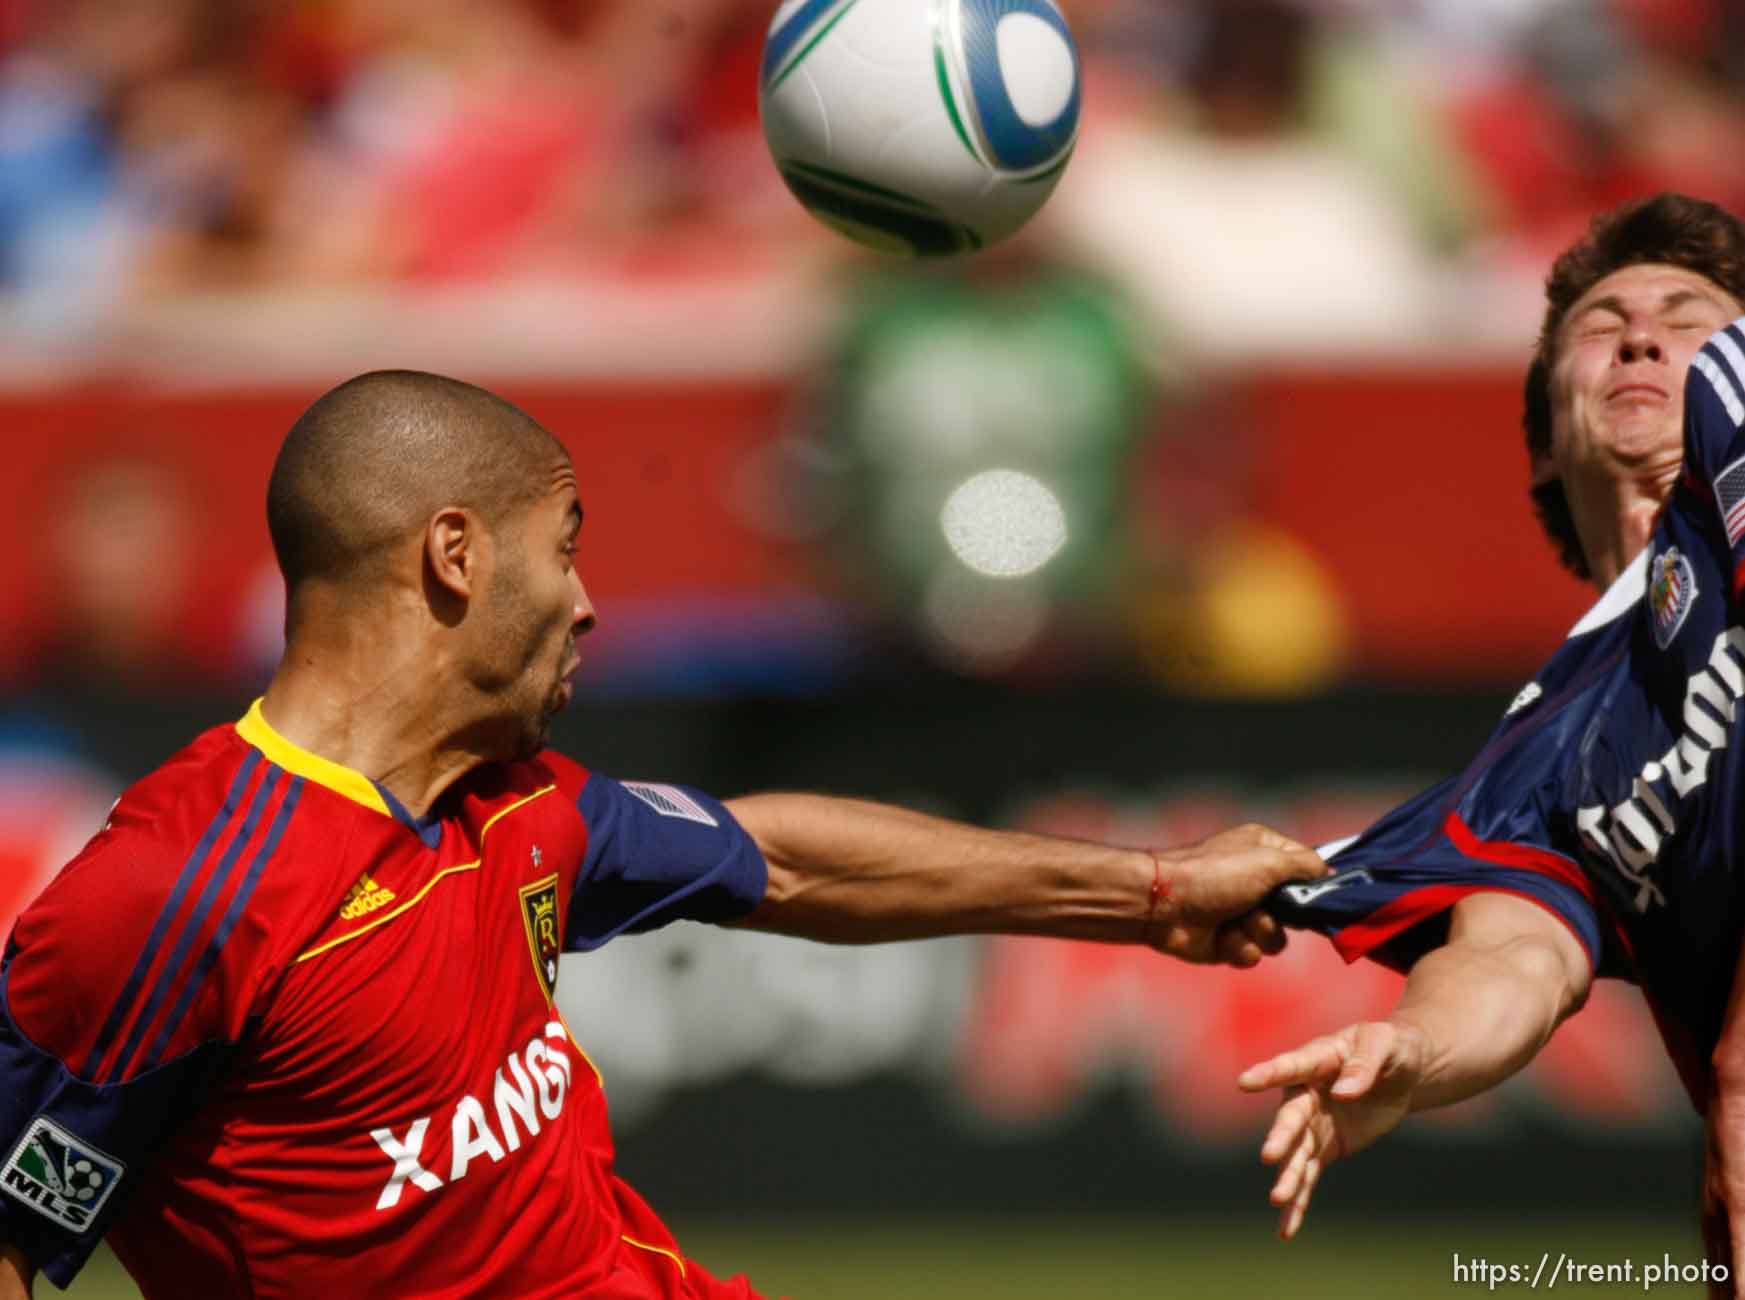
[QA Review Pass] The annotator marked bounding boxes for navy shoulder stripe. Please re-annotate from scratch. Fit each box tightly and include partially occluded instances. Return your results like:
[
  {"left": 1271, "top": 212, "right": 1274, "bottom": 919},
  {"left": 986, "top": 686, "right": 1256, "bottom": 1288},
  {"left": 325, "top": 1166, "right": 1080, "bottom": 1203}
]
[
  {"left": 1693, "top": 322, "right": 1745, "bottom": 428},
  {"left": 137, "top": 776, "right": 303, "bottom": 1075},
  {"left": 81, "top": 751, "right": 262, "bottom": 1079},
  {"left": 83, "top": 759, "right": 303, "bottom": 1083}
]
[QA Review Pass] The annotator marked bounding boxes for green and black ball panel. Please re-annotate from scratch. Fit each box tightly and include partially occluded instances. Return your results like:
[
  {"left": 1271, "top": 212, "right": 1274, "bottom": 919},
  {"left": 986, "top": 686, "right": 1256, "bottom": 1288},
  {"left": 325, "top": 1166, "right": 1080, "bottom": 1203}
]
[{"left": 774, "top": 161, "right": 984, "bottom": 258}]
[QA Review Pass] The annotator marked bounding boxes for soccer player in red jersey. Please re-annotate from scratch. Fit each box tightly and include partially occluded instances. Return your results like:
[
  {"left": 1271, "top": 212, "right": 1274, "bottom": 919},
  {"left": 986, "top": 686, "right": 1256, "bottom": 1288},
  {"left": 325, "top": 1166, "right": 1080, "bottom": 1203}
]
[{"left": 0, "top": 370, "right": 1324, "bottom": 1300}]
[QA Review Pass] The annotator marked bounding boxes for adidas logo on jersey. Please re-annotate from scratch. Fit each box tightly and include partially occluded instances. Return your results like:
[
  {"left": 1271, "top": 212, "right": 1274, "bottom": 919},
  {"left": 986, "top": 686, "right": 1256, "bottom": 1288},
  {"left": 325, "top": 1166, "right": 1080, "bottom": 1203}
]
[{"left": 339, "top": 874, "right": 396, "bottom": 921}]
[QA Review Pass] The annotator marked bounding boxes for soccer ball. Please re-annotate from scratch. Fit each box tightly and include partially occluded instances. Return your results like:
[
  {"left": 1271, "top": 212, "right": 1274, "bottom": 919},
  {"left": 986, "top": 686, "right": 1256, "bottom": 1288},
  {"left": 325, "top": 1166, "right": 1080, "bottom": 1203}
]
[
  {"left": 66, "top": 1159, "right": 104, "bottom": 1202},
  {"left": 759, "top": 0, "right": 1081, "bottom": 256}
]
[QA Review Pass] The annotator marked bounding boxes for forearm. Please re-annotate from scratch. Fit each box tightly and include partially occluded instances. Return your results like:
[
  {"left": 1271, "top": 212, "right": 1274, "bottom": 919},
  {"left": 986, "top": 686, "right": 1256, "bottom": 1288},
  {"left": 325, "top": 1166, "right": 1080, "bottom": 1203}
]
[
  {"left": 1389, "top": 930, "right": 1586, "bottom": 1113},
  {"left": 0, "top": 1244, "right": 32, "bottom": 1300},
  {"left": 726, "top": 793, "right": 1154, "bottom": 944}
]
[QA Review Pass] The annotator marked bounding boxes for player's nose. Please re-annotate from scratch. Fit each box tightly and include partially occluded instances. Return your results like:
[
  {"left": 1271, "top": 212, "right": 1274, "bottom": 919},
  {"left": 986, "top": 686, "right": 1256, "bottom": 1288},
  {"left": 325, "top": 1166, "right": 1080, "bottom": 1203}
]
[
  {"left": 573, "top": 579, "right": 597, "bottom": 637},
  {"left": 1617, "top": 319, "right": 1665, "bottom": 364}
]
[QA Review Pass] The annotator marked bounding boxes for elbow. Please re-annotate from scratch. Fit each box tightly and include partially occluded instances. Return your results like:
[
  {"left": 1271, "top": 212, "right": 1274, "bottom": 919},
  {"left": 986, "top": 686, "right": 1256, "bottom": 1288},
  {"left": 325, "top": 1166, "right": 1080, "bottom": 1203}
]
[{"left": 1496, "top": 932, "right": 1591, "bottom": 1023}]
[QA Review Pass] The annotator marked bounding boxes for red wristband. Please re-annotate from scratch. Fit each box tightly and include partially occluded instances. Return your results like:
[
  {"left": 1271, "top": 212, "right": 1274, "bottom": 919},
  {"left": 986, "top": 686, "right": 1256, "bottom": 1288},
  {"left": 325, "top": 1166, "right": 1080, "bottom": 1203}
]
[{"left": 1144, "top": 848, "right": 1171, "bottom": 939}]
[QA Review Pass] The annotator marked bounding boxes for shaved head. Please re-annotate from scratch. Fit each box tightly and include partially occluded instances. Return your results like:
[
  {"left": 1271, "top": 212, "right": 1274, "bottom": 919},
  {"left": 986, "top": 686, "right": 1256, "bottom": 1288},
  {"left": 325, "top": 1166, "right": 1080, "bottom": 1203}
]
[{"left": 268, "top": 370, "right": 563, "bottom": 602}]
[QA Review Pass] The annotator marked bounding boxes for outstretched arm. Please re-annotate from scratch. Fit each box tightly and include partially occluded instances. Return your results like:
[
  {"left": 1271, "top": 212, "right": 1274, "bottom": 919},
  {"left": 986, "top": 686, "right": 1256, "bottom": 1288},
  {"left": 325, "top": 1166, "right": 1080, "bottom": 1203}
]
[
  {"left": 1, "top": 1245, "right": 32, "bottom": 1300},
  {"left": 724, "top": 794, "right": 1326, "bottom": 966},
  {"left": 1238, "top": 892, "right": 1592, "bottom": 1236}
]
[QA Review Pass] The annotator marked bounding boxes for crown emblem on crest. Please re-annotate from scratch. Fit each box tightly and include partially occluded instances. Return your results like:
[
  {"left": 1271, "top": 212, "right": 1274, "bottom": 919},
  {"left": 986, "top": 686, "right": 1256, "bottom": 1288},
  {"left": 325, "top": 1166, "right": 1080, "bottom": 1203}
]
[{"left": 518, "top": 874, "right": 561, "bottom": 1001}]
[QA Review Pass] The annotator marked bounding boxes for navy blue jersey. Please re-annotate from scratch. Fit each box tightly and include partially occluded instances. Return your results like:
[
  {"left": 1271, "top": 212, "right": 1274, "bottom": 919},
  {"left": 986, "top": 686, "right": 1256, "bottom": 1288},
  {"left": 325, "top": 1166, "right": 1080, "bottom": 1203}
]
[{"left": 1274, "top": 318, "right": 1745, "bottom": 1110}]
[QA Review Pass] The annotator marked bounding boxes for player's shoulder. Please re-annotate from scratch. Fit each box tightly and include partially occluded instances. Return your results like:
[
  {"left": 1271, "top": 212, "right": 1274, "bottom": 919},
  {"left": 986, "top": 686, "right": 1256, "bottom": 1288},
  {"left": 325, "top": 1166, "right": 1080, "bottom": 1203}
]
[
  {"left": 34, "top": 722, "right": 256, "bottom": 912},
  {"left": 1685, "top": 317, "right": 1745, "bottom": 463},
  {"left": 1483, "top": 561, "right": 1639, "bottom": 742},
  {"left": 526, "top": 748, "right": 592, "bottom": 801},
  {"left": 450, "top": 749, "right": 593, "bottom": 835},
  {"left": 5, "top": 722, "right": 289, "bottom": 1075}
]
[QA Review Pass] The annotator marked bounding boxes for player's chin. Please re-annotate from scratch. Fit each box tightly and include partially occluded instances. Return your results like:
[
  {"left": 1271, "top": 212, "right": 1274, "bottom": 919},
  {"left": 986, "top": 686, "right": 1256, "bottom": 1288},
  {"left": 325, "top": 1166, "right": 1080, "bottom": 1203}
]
[{"left": 526, "top": 682, "right": 571, "bottom": 749}]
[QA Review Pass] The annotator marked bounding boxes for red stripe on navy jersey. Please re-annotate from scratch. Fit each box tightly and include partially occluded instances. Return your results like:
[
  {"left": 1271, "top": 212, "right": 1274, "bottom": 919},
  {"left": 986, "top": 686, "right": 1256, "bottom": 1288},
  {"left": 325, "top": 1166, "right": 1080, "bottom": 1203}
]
[
  {"left": 1441, "top": 811, "right": 1594, "bottom": 903},
  {"left": 1332, "top": 881, "right": 1596, "bottom": 976},
  {"left": 1331, "top": 883, "right": 1473, "bottom": 962},
  {"left": 1444, "top": 815, "right": 1621, "bottom": 966}
]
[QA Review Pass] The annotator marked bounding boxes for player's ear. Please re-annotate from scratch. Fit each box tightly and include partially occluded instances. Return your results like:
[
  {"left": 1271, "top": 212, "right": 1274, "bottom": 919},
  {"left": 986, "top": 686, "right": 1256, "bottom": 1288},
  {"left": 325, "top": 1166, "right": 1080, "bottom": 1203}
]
[{"left": 424, "top": 507, "right": 478, "bottom": 606}]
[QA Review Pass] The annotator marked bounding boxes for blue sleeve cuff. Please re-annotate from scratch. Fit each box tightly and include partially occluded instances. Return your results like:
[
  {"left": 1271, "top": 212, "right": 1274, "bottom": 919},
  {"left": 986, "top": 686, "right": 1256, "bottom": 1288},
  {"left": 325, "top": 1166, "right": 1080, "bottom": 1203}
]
[{"left": 567, "top": 775, "right": 768, "bottom": 951}]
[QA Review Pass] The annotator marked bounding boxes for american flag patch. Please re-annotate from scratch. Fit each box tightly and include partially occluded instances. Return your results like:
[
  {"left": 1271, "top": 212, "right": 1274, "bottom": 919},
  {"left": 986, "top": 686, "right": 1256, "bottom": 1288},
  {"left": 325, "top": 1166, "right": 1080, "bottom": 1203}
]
[
  {"left": 622, "top": 782, "right": 718, "bottom": 827},
  {"left": 1718, "top": 453, "right": 1745, "bottom": 547}
]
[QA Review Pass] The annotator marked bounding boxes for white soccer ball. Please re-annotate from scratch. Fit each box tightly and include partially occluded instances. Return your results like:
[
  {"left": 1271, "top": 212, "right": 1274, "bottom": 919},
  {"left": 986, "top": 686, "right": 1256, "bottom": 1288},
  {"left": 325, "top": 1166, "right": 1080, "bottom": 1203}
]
[{"left": 759, "top": 0, "right": 1081, "bottom": 256}]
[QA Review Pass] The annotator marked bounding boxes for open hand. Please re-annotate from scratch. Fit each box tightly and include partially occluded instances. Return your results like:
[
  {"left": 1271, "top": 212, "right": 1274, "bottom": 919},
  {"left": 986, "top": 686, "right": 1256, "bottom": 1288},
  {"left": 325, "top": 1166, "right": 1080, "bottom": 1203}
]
[{"left": 1237, "top": 1020, "right": 1428, "bottom": 1237}]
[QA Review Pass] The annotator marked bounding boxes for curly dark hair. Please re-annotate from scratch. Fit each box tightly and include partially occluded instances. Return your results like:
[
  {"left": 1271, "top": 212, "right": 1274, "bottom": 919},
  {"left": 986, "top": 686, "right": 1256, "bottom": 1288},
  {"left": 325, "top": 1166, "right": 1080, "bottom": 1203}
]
[{"left": 1524, "top": 193, "right": 1745, "bottom": 580}]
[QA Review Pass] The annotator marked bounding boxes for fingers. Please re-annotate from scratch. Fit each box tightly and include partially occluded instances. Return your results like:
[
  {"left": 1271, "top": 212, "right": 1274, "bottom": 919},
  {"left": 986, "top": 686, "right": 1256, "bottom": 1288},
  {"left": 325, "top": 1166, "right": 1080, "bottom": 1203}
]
[
  {"left": 1214, "top": 927, "right": 1263, "bottom": 968},
  {"left": 1211, "top": 912, "right": 1287, "bottom": 968},
  {"left": 1244, "top": 909, "right": 1287, "bottom": 955},
  {"left": 1259, "top": 1087, "right": 1318, "bottom": 1165},
  {"left": 1210, "top": 822, "right": 1311, "bottom": 853},
  {"left": 1238, "top": 1035, "right": 1347, "bottom": 1093},
  {"left": 1203, "top": 842, "right": 1328, "bottom": 898},
  {"left": 1270, "top": 846, "right": 1330, "bottom": 886},
  {"left": 1280, "top": 1155, "right": 1324, "bottom": 1240},
  {"left": 1259, "top": 1088, "right": 1330, "bottom": 1240},
  {"left": 1331, "top": 1021, "right": 1404, "bottom": 1100}
]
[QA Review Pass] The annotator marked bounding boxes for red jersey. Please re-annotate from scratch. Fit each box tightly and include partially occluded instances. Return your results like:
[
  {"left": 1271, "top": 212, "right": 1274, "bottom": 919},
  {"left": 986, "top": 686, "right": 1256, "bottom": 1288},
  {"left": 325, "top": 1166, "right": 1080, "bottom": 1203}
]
[{"left": 0, "top": 702, "right": 769, "bottom": 1298}]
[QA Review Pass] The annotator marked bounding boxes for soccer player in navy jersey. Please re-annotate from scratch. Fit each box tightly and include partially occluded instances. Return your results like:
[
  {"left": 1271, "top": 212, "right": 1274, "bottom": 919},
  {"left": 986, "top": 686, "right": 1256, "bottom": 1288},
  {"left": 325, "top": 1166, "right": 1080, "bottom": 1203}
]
[
  {"left": 0, "top": 369, "right": 1326, "bottom": 1300},
  {"left": 1239, "top": 194, "right": 1745, "bottom": 1286}
]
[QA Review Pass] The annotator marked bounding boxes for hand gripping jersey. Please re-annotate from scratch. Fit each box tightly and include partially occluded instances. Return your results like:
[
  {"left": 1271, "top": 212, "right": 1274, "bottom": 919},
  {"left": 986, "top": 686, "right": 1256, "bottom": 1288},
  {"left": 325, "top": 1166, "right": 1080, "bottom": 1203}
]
[
  {"left": 0, "top": 702, "right": 769, "bottom": 1298},
  {"left": 1274, "top": 317, "right": 1745, "bottom": 1112}
]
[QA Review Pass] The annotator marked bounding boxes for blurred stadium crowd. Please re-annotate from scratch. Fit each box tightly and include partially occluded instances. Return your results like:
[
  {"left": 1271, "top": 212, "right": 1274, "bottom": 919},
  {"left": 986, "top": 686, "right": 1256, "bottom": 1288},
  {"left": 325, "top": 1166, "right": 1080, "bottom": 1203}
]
[
  {"left": 0, "top": 0, "right": 1739, "bottom": 677},
  {"left": 0, "top": 0, "right": 1741, "bottom": 351},
  {"left": 5, "top": 0, "right": 1739, "bottom": 700}
]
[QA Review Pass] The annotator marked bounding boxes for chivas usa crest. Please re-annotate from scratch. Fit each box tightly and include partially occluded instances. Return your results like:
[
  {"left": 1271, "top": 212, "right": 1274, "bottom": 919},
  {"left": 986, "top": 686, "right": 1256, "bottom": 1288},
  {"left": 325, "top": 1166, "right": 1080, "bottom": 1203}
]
[
  {"left": 519, "top": 872, "right": 561, "bottom": 1000},
  {"left": 1650, "top": 546, "right": 1696, "bottom": 650}
]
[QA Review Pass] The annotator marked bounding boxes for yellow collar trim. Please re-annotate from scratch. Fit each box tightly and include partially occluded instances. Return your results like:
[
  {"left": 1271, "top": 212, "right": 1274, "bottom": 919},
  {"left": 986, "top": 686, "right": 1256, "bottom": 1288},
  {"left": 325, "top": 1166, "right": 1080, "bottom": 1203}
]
[{"left": 236, "top": 699, "right": 392, "bottom": 818}]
